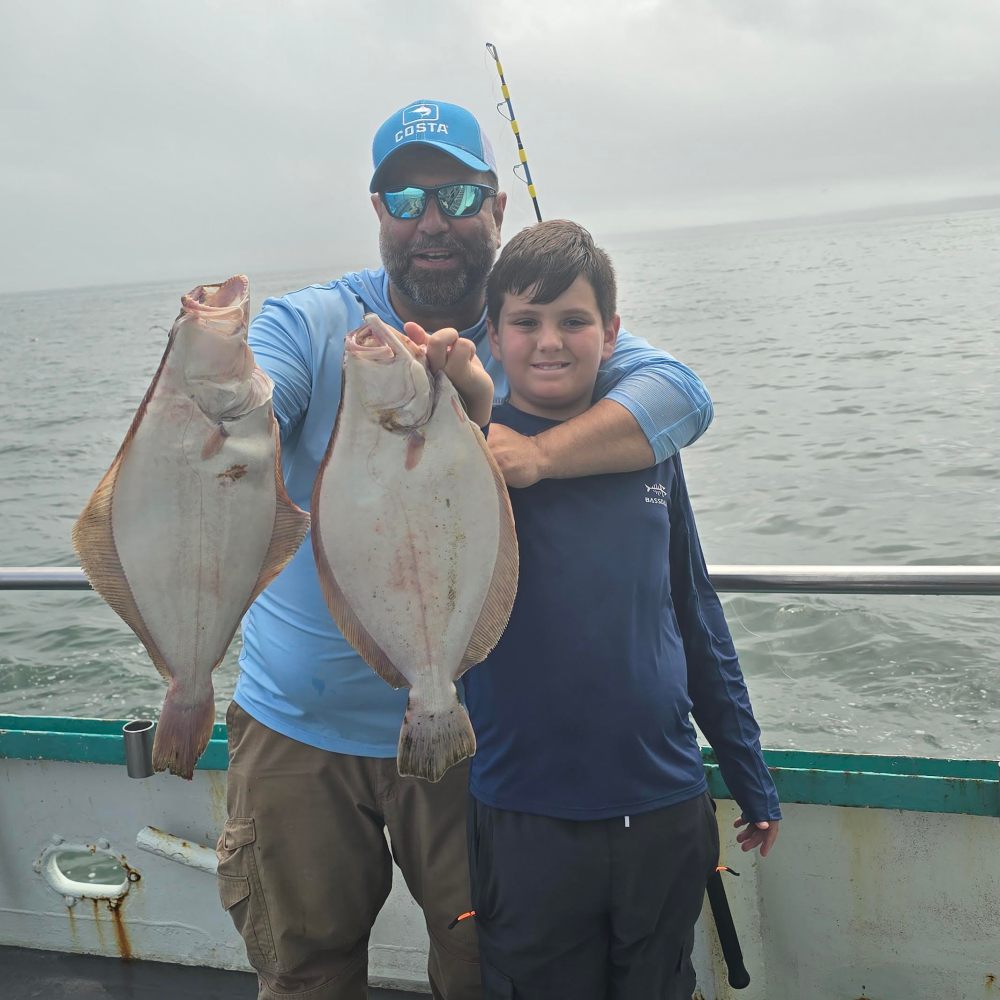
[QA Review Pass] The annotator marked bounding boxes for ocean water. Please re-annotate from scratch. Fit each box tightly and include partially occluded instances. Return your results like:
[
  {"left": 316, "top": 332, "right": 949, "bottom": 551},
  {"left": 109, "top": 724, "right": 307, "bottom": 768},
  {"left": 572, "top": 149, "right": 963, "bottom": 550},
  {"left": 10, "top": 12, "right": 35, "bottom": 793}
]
[{"left": 1, "top": 205, "right": 998, "bottom": 759}]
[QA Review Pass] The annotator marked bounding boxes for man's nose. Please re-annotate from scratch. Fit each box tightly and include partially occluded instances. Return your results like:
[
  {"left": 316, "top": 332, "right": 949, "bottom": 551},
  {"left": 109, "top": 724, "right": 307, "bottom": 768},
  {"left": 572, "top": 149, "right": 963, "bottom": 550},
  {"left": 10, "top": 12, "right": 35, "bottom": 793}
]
[{"left": 416, "top": 197, "right": 450, "bottom": 236}]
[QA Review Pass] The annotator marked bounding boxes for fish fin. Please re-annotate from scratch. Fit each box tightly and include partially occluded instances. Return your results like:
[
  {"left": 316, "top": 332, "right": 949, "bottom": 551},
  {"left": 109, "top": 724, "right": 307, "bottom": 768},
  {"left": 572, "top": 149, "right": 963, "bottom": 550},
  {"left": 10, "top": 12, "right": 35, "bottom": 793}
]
[
  {"left": 201, "top": 422, "right": 229, "bottom": 460},
  {"left": 457, "top": 426, "right": 519, "bottom": 675},
  {"left": 397, "top": 691, "right": 476, "bottom": 782},
  {"left": 405, "top": 429, "right": 426, "bottom": 470},
  {"left": 311, "top": 409, "right": 410, "bottom": 689},
  {"left": 151, "top": 682, "right": 216, "bottom": 780},
  {"left": 71, "top": 456, "right": 174, "bottom": 684},
  {"left": 246, "top": 420, "right": 311, "bottom": 605}
]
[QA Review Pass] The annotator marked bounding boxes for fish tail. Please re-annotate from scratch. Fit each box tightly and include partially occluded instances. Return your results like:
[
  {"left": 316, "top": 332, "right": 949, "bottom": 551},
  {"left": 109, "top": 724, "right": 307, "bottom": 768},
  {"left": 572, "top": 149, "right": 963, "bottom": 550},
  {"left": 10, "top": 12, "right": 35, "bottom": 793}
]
[
  {"left": 152, "top": 683, "right": 216, "bottom": 781},
  {"left": 397, "top": 692, "right": 476, "bottom": 783}
]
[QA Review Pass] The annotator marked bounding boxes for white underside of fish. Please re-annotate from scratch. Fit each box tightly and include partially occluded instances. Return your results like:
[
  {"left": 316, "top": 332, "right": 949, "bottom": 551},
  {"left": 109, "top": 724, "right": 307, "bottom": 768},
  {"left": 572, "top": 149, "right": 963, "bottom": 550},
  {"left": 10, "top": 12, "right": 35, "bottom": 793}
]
[
  {"left": 73, "top": 277, "right": 310, "bottom": 778},
  {"left": 313, "top": 332, "right": 518, "bottom": 782}
]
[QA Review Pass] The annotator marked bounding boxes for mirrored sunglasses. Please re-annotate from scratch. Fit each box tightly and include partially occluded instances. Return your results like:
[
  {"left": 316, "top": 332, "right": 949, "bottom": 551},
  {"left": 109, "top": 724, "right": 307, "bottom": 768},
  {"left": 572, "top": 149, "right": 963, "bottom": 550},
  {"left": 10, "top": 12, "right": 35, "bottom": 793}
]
[{"left": 380, "top": 183, "right": 496, "bottom": 220}]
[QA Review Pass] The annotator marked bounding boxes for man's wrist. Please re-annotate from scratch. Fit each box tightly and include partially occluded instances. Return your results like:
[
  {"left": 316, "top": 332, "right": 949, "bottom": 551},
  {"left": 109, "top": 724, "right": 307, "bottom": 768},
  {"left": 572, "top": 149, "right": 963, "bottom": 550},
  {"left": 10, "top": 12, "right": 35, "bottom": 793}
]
[
  {"left": 531, "top": 429, "right": 553, "bottom": 480},
  {"left": 463, "top": 390, "right": 493, "bottom": 428},
  {"left": 470, "top": 380, "right": 494, "bottom": 424}
]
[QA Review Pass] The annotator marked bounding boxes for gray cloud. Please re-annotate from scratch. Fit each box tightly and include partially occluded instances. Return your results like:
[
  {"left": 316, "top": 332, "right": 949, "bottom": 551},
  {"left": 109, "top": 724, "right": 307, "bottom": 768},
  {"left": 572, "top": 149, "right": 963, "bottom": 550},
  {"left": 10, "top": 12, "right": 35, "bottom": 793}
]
[{"left": 2, "top": 0, "right": 998, "bottom": 292}]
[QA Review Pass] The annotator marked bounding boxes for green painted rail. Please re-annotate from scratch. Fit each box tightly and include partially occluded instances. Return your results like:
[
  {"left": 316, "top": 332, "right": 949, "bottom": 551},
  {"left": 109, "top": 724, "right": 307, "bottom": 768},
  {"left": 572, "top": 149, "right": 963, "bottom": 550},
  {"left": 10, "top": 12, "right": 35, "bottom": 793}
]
[{"left": 2, "top": 714, "right": 997, "bottom": 817}]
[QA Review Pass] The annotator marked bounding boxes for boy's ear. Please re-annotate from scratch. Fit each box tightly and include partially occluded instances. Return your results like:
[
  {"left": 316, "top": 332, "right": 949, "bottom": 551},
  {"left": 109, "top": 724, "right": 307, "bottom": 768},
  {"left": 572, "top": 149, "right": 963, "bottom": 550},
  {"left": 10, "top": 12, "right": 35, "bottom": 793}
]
[
  {"left": 602, "top": 314, "right": 621, "bottom": 361},
  {"left": 486, "top": 318, "right": 503, "bottom": 361}
]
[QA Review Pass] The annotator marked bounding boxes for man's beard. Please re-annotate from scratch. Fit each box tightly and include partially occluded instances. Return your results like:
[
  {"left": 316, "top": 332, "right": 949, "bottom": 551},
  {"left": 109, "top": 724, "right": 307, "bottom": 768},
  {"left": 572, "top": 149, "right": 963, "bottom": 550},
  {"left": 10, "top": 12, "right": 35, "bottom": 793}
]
[{"left": 380, "top": 232, "right": 496, "bottom": 309}]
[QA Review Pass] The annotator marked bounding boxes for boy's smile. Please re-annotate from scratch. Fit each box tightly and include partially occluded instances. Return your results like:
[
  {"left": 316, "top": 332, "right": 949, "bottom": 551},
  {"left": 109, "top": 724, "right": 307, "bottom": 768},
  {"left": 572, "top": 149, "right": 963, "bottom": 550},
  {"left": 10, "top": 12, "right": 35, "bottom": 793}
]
[{"left": 489, "top": 275, "right": 620, "bottom": 421}]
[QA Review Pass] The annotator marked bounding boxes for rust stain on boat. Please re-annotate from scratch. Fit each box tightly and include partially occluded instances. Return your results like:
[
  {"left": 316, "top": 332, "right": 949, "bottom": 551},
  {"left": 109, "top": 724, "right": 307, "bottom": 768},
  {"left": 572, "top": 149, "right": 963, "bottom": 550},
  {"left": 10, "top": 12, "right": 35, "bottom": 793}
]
[
  {"left": 67, "top": 856, "right": 141, "bottom": 961},
  {"left": 89, "top": 898, "right": 107, "bottom": 952},
  {"left": 122, "top": 857, "right": 142, "bottom": 885},
  {"left": 107, "top": 896, "right": 133, "bottom": 960},
  {"left": 89, "top": 893, "right": 135, "bottom": 961}
]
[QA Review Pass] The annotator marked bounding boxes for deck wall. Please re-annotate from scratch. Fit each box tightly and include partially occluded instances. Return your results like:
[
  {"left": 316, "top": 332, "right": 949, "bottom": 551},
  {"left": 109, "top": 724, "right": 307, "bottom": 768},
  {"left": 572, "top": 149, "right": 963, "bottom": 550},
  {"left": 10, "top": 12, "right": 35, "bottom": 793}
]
[{"left": 1, "top": 725, "right": 998, "bottom": 997}]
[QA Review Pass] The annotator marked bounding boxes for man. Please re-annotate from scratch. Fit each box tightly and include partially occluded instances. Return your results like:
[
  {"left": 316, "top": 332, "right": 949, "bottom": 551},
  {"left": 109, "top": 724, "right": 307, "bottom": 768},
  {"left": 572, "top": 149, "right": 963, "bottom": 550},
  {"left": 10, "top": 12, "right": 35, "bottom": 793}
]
[{"left": 216, "top": 99, "right": 715, "bottom": 1000}]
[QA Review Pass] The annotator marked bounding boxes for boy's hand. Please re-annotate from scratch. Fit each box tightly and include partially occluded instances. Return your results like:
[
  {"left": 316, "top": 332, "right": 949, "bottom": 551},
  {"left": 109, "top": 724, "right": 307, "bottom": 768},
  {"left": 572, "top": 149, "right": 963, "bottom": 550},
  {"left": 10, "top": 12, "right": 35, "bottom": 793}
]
[
  {"left": 734, "top": 816, "right": 780, "bottom": 857},
  {"left": 404, "top": 323, "right": 493, "bottom": 427},
  {"left": 486, "top": 423, "right": 548, "bottom": 488}
]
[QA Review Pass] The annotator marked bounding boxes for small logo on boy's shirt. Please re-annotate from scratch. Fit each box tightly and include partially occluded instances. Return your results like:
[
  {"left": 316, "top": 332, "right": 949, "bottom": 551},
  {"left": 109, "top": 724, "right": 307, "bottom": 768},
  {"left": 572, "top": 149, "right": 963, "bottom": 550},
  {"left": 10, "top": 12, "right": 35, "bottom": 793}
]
[{"left": 644, "top": 483, "right": 668, "bottom": 507}]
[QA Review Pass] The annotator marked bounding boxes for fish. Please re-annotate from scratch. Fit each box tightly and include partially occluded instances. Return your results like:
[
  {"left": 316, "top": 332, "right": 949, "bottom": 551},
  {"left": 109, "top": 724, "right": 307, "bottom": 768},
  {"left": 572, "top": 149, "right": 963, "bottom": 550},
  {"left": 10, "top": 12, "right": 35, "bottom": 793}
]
[
  {"left": 72, "top": 275, "right": 310, "bottom": 779},
  {"left": 311, "top": 314, "right": 518, "bottom": 782}
]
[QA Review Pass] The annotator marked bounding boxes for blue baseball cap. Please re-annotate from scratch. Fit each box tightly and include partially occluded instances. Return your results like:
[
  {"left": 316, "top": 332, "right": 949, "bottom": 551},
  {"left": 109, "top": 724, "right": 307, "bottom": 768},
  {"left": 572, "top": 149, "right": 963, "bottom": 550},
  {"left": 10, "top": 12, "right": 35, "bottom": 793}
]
[{"left": 370, "top": 99, "right": 498, "bottom": 192}]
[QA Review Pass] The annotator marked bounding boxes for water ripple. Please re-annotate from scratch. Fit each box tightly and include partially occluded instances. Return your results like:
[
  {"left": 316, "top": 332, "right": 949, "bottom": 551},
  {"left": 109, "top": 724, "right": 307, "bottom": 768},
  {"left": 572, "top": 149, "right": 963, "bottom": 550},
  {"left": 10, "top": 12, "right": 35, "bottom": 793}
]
[{"left": 3, "top": 215, "right": 999, "bottom": 757}]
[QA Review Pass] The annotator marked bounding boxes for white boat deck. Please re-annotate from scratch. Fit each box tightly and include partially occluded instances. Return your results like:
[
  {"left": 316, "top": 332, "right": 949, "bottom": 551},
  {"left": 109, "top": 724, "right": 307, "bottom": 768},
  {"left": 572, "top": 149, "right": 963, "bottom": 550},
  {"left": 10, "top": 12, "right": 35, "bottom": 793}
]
[{"left": 3, "top": 945, "right": 427, "bottom": 999}]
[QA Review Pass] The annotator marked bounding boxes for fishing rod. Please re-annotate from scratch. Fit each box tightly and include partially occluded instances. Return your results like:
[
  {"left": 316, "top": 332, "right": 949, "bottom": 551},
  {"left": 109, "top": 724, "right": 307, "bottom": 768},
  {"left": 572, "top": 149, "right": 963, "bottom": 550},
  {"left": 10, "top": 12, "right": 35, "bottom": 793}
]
[
  {"left": 483, "top": 40, "right": 750, "bottom": 991},
  {"left": 708, "top": 864, "right": 751, "bottom": 989},
  {"left": 485, "top": 42, "right": 542, "bottom": 222}
]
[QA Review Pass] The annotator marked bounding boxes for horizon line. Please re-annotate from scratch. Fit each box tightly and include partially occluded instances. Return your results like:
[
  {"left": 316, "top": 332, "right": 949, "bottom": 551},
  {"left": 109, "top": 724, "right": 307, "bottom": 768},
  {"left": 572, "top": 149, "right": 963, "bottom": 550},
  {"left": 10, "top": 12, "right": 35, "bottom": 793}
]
[{"left": 4, "top": 190, "right": 1000, "bottom": 299}]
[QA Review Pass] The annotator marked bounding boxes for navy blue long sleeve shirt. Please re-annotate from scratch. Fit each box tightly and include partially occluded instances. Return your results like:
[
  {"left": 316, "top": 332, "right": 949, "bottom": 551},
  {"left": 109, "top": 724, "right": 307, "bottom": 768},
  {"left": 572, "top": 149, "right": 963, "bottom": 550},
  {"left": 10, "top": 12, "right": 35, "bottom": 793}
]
[
  {"left": 236, "top": 268, "right": 712, "bottom": 756},
  {"left": 464, "top": 403, "right": 781, "bottom": 823}
]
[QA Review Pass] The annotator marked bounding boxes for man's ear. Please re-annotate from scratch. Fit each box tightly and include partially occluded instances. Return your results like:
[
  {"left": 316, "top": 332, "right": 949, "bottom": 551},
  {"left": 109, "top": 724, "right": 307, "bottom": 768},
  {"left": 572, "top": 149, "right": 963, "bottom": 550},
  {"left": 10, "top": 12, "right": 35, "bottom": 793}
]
[
  {"left": 491, "top": 191, "right": 507, "bottom": 246},
  {"left": 371, "top": 193, "right": 384, "bottom": 220},
  {"left": 486, "top": 317, "right": 503, "bottom": 361}
]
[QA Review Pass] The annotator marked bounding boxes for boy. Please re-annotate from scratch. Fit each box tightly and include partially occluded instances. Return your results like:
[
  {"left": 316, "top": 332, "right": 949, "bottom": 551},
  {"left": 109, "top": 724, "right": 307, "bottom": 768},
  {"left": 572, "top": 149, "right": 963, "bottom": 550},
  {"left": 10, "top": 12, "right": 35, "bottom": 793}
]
[{"left": 462, "top": 220, "right": 781, "bottom": 1000}]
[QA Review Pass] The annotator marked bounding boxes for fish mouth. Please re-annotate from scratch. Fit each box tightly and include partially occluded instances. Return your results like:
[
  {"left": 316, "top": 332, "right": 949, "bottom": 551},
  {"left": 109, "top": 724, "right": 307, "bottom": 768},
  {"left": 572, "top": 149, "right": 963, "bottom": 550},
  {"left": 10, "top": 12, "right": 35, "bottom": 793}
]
[
  {"left": 182, "top": 275, "right": 249, "bottom": 313},
  {"left": 179, "top": 276, "right": 250, "bottom": 339},
  {"left": 347, "top": 315, "right": 423, "bottom": 364}
]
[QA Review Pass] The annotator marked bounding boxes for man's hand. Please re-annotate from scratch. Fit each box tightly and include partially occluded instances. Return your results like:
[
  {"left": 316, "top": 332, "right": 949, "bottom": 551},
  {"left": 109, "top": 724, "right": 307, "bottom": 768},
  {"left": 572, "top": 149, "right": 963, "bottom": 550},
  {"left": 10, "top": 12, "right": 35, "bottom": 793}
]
[
  {"left": 734, "top": 816, "right": 780, "bottom": 857},
  {"left": 486, "top": 422, "right": 549, "bottom": 488},
  {"left": 404, "top": 323, "right": 493, "bottom": 427}
]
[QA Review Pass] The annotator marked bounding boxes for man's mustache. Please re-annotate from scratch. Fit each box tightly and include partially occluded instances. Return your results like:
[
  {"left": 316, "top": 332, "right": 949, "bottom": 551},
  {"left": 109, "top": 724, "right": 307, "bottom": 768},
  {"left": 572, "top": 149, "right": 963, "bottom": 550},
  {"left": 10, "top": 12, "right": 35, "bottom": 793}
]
[{"left": 408, "top": 238, "right": 466, "bottom": 256}]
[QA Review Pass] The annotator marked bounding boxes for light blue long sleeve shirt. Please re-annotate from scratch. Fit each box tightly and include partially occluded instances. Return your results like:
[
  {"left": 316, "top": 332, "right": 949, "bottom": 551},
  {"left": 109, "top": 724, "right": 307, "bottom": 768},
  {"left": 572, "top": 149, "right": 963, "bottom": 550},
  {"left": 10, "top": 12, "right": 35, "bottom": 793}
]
[{"left": 235, "top": 268, "right": 714, "bottom": 755}]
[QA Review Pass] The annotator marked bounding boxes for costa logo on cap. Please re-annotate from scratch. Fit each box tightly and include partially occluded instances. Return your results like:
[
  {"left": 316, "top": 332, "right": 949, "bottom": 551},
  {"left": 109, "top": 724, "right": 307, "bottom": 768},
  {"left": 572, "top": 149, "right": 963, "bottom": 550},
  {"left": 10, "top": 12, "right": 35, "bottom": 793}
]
[
  {"left": 402, "top": 103, "right": 439, "bottom": 125},
  {"left": 370, "top": 98, "right": 497, "bottom": 192}
]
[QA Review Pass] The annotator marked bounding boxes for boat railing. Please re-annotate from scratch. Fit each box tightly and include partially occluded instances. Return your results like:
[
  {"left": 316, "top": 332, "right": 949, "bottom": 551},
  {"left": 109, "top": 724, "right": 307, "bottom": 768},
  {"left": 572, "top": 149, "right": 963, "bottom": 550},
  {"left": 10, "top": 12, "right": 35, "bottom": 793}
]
[{"left": 2, "top": 565, "right": 999, "bottom": 595}]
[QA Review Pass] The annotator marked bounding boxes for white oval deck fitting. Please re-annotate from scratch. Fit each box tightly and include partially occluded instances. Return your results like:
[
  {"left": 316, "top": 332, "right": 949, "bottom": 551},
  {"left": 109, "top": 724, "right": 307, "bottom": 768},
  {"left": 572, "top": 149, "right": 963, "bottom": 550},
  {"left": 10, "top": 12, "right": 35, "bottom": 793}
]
[{"left": 34, "top": 840, "right": 129, "bottom": 901}]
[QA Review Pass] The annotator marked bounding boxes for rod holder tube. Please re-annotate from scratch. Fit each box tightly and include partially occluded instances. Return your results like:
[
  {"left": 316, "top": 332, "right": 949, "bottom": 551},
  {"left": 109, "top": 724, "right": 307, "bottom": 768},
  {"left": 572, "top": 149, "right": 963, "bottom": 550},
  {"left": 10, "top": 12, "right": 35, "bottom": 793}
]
[{"left": 123, "top": 720, "right": 155, "bottom": 778}]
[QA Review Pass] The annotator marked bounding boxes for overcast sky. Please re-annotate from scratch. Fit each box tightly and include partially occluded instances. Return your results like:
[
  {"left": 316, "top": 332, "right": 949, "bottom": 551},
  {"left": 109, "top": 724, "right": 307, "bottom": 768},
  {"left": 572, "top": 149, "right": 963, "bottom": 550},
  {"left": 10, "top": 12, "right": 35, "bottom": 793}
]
[{"left": 2, "top": 0, "right": 999, "bottom": 294}]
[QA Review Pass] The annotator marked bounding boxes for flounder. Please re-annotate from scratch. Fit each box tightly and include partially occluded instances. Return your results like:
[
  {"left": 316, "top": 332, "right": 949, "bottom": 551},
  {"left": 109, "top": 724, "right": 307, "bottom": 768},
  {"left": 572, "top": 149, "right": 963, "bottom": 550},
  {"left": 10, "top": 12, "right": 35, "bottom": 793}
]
[
  {"left": 312, "top": 314, "right": 518, "bottom": 781},
  {"left": 72, "top": 276, "right": 310, "bottom": 778}
]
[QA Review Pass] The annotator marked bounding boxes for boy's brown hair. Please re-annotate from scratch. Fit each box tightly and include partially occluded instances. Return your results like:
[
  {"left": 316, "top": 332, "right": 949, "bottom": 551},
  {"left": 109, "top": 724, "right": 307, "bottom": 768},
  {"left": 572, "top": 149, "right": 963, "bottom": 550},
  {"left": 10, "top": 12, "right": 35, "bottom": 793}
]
[{"left": 486, "top": 220, "right": 617, "bottom": 327}]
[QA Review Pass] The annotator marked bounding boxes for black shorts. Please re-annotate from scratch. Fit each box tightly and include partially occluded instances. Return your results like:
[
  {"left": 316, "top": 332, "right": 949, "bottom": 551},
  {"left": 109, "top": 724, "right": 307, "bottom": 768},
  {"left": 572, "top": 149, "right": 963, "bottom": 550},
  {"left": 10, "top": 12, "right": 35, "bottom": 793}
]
[{"left": 467, "top": 791, "right": 720, "bottom": 1000}]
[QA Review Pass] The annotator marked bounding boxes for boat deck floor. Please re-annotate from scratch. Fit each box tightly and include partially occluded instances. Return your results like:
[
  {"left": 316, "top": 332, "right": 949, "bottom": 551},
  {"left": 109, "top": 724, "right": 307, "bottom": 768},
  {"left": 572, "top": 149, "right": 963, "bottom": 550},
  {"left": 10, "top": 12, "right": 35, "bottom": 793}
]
[{"left": 2, "top": 945, "right": 427, "bottom": 999}]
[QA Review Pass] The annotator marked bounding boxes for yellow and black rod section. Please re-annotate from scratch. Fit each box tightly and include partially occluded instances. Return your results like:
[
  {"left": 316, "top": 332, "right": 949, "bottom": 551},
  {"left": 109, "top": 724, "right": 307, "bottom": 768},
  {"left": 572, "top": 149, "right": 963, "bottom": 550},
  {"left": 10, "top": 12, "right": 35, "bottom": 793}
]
[{"left": 486, "top": 42, "right": 542, "bottom": 222}]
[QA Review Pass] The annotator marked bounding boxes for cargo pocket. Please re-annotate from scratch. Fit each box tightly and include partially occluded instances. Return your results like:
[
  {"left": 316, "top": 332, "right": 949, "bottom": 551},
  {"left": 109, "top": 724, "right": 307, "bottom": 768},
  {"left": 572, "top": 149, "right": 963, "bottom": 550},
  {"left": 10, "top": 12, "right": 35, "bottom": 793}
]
[{"left": 216, "top": 817, "right": 278, "bottom": 972}]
